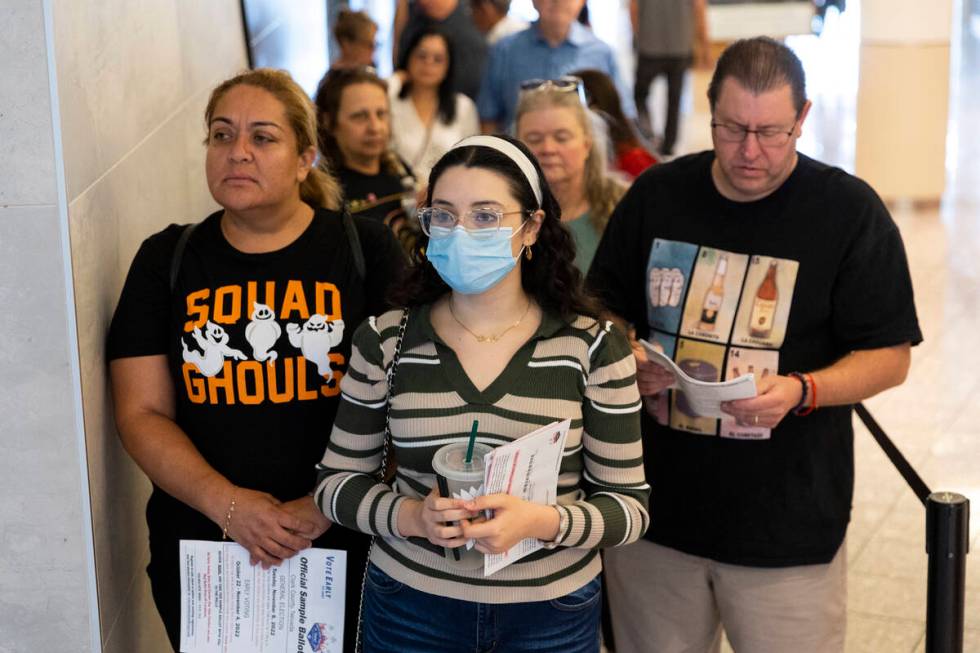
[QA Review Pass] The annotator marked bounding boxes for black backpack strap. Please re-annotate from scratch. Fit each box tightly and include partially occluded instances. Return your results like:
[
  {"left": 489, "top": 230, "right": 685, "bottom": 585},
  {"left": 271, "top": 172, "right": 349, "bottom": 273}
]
[
  {"left": 169, "top": 222, "right": 199, "bottom": 293},
  {"left": 342, "top": 201, "right": 367, "bottom": 282}
]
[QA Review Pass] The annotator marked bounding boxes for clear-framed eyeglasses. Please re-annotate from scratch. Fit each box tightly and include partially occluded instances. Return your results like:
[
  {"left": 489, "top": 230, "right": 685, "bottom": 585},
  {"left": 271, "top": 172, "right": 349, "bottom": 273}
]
[
  {"left": 418, "top": 206, "right": 530, "bottom": 239},
  {"left": 519, "top": 75, "right": 588, "bottom": 107},
  {"left": 710, "top": 121, "right": 796, "bottom": 147}
]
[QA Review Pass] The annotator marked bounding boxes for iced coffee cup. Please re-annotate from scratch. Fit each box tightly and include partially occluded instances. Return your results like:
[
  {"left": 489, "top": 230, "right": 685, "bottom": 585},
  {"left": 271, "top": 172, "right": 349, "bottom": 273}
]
[{"left": 431, "top": 441, "right": 492, "bottom": 570}]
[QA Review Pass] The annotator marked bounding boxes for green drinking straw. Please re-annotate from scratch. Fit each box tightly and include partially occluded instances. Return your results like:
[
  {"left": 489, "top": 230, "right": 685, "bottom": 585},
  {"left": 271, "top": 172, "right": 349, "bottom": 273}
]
[{"left": 465, "top": 419, "right": 479, "bottom": 464}]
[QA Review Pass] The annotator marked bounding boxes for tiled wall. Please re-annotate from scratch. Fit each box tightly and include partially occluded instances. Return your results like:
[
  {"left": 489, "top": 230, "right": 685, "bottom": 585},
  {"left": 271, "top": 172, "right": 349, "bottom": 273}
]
[
  {"left": 50, "top": 1, "right": 248, "bottom": 650},
  {"left": 0, "top": 0, "right": 98, "bottom": 650}
]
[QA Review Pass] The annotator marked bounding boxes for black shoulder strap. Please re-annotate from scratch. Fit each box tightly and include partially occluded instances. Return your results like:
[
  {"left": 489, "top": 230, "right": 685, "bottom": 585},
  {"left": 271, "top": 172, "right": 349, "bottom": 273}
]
[
  {"left": 342, "top": 201, "right": 367, "bottom": 282},
  {"left": 169, "top": 222, "right": 199, "bottom": 293}
]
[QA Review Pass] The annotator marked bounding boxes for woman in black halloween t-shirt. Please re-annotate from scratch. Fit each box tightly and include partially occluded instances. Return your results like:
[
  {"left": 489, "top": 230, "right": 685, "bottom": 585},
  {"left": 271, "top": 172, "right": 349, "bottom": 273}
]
[{"left": 107, "top": 69, "right": 405, "bottom": 652}]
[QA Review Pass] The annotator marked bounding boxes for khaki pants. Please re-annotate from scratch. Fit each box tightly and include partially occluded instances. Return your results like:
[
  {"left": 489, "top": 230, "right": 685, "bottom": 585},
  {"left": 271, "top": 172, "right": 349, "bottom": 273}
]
[{"left": 604, "top": 539, "right": 846, "bottom": 653}]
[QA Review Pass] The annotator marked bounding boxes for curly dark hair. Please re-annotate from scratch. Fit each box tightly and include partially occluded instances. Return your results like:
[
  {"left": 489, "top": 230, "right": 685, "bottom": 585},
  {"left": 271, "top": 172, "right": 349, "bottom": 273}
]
[
  {"left": 396, "top": 27, "right": 457, "bottom": 125},
  {"left": 389, "top": 135, "right": 602, "bottom": 322}
]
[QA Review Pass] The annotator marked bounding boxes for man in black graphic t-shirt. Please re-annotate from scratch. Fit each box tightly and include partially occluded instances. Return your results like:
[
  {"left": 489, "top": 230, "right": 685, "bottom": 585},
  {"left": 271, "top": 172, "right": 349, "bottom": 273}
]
[{"left": 588, "top": 38, "right": 921, "bottom": 653}]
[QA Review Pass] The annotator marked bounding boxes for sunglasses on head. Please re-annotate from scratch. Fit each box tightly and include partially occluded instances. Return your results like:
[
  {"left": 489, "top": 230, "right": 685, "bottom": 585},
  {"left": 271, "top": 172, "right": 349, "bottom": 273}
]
[{"left": 519, "top": 75, "right": 588, "bottom": 106}]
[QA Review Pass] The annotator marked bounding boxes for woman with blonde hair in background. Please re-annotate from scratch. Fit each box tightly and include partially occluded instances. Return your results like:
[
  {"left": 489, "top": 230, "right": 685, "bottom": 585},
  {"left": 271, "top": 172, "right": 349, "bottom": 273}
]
[
  {"left": 108, "top": 68, "right": 405, "bottom": 652},
  {"left": 516, "top": 80, "right": 626, "bottom": 274}
]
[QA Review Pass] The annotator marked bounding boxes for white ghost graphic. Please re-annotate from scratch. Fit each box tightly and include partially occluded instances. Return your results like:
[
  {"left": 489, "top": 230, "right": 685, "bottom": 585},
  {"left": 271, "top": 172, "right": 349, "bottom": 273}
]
[
  {"left": 286, "top": 314, "right": 345, "bottom": 381},
  {"left": 245, "top": 302, "right": 281, "bottom": 362},
  {"left": 181, "top": 320, "right": 247, "bottom": 377}
]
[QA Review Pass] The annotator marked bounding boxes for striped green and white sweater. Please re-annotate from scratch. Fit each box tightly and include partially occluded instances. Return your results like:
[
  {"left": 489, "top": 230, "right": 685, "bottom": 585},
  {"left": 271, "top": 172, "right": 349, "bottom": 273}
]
[{"left": 314, "top": 305, "right": 649, "bottom": 603}]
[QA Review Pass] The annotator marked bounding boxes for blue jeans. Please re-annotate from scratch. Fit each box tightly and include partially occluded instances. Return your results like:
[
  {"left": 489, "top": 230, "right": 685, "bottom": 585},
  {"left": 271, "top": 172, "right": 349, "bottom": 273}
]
[{"left": 360, "top": 563, "right": 602, "bottom": 652}]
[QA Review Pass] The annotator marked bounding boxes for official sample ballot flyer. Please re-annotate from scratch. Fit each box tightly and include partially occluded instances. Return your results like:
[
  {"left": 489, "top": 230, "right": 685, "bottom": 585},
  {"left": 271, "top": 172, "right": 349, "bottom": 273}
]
[{"left": 179, "top": 540, "right": 346, "bottom": 653}]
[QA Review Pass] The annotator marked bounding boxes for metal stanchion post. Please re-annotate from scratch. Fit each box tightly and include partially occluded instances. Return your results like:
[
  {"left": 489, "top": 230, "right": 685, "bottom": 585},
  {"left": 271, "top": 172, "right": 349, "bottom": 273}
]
[{"left": 925, "top": 492, "right": 970, "bottom": 653}]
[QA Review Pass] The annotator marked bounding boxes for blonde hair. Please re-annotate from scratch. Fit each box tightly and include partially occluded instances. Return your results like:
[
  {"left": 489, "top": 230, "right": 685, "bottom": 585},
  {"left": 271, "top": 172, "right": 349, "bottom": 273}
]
[
  {"left": 516, "top": 88, "right": 625, "bottom": 232},
  {"left": 204, "top": 68, "right": 342, "bottom": 210}
]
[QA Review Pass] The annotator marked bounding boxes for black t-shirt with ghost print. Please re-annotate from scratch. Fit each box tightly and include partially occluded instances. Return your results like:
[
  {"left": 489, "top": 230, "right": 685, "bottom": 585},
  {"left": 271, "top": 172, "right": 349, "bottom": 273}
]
[{"left": 107, "top": 206, "right": 404, "bottom": 648}]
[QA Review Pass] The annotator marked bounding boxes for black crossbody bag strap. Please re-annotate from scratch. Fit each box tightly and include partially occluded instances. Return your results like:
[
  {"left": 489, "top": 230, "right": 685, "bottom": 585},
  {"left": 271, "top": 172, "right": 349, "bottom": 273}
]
[{"left": 354, "top": 308, "right": 409, "bottom": 652}]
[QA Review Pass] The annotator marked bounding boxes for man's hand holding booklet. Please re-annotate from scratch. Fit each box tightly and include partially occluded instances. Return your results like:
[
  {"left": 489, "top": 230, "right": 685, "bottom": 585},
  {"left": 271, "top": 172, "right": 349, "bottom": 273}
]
[{"left": 639, "top": 339, "right": 757, "bottom": 418}]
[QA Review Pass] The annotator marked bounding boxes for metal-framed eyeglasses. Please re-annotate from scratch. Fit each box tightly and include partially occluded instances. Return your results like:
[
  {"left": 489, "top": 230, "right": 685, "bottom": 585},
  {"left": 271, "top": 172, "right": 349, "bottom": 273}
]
[
  {"left": 418, "top": 206, "right": 531, "bottom": 239},
  {"left": 519, "top": 75, "right": 588, "bottom": 107},
  {"left": 710, "top": 121, "right": 796, "bottom": 147}
]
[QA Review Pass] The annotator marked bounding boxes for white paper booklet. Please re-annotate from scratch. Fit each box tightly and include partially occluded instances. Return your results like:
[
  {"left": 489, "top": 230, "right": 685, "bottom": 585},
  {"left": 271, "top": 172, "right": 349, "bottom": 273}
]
[
  {"left": 179, "top": 540, "right": 345, "bottom": 653},
  {"left": 640, "top": 339, "right": 757, "bottom": 418},
  {"left": 482, "top": 419, "right": 570, "bottom": 576}
]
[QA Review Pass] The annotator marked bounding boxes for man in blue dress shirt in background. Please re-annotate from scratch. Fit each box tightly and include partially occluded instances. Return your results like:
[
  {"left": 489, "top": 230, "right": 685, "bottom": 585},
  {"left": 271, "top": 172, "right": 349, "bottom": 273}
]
[{"left": 477, "top": 0, "right": 632, "bottom": 133}]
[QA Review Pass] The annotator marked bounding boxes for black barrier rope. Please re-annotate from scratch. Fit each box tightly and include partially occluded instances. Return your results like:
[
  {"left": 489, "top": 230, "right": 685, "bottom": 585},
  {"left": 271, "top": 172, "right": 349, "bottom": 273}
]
[
  {"left": 854, "top": 402, "right": 932, "bottom": 505},
  {"left": 854, "top": 402, "right": 970, "bottom": 653}
]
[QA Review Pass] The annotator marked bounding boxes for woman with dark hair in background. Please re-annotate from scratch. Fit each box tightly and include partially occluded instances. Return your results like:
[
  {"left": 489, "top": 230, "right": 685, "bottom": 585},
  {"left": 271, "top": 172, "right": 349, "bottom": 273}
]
[
  {"left": 574, "top": 68, "right": 658, "bottom": 180},
  {"left": 314, "top": 66, "right": 418, "bottom": 252},
  {"left": 107, "top": 68, "right": 405, "bottom": 652},
  {"left": 389, "top": 26, "right": 479, "bottom": 186},
  {"left": 315, "top": 135, "right": 649, "bottom": 652},
  {"left": 332, "top": 9, "right": 378, "bottom": 70}
]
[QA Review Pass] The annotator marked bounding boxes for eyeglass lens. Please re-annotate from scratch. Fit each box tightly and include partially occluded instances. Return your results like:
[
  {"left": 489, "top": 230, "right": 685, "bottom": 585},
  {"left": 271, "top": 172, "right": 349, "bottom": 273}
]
[{"left": 419, "top": 208, "right": 502, "bottom": 238}]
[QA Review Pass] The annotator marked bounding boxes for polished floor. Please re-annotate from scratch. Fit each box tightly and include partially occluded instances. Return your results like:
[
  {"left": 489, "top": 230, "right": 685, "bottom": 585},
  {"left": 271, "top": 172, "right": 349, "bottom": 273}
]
[{"left": 630, "top": 2, "right": 980, "bottom": 651}]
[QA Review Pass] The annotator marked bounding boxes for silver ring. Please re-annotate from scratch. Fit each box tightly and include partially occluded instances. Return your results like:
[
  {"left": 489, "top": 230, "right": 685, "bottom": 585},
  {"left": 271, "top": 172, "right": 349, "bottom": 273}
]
[{"left": 753, "top": 415, "right": 759, "bottom": 426}]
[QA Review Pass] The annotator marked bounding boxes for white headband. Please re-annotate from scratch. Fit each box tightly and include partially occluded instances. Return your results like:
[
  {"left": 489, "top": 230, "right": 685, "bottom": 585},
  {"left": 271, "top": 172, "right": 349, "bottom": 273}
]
[{"left": 448, "top": 135, "right": 543, "bottom": 206}]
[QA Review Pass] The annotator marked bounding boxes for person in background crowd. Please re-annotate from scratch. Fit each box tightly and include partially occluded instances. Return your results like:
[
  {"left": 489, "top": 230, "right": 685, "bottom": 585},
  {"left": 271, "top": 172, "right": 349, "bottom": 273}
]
[
  {"left": 314, "top": 67, "right": 419, "bottom": 252},
  {"left": 478, "top": 0, "right": 632, "bottom": 133},
  {"left": 332, "top": 8, "right": 379, "bottom": 70},
  {"left": 588, "top": 37, "right": 921, "bottom": 653},
  {"left": 470, "top": 0, "right": 528, "bottom": 45},
  {"left": 516, "top": 82, "right": 626, "bottom": 274},
  {"left": 394, "top": 0, "right": 487, "bottom": 101},
  {"left": 574, "top": 68, "right": 658, "bottom": 180},
  {"left": 631, "top": 0, "right": 709, "bottom": 155},
  {"left": 315, "top": 134, "right": 649, "bottom": 652},
  {"left": 390, "top": 26, "right": 480, "bottom": 185},
  {"left": 107, "top": 69, "right": 406, "bottom": 653}
]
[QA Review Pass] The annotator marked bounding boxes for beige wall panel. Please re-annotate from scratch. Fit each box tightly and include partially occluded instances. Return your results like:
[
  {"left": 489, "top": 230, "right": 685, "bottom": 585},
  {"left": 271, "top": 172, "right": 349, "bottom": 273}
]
[
  {"left": 52, "top": 0, "right": 248, "bottom": 203},
  {"left": 103, "top": 556, "right": 171, "bottom": 653},
  {"left": 861, "top": 0, "right": 952, "bottom": 44},
  {"left": 52, "top": 0, "right": 185, "bottom": 201},
  {"left": 855, "top": 44, "right": 949, "bottom": 202},
  {"left": 54, "top": 0, "right": 247, "bottom": 648}
]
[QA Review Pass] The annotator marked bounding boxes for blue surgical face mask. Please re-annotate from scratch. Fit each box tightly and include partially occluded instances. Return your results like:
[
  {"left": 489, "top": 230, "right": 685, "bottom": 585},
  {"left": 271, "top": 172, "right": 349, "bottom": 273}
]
[{"left": 425, "top": 224, "right": 527, "bottom": 295}]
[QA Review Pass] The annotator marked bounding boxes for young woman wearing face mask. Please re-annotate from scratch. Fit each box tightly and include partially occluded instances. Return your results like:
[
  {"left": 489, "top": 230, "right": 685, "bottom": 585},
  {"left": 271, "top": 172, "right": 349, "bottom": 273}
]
[{"left": 314, "top": 135, "right": 649, "bottom": 652}]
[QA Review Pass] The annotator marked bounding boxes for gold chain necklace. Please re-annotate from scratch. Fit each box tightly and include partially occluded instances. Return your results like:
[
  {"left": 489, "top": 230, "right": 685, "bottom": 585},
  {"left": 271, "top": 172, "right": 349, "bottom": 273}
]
[{"left": 449, "top": 296, "right": 532, "bottom": 344}]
